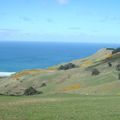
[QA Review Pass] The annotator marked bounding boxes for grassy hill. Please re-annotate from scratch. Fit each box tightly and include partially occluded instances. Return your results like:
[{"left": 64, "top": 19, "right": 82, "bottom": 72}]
[
  {"left": 0, "top": 48, "right": 120, "bottom": 96},
  {"left": 1, "top": 48, "right": 120, "bottom": 120}
]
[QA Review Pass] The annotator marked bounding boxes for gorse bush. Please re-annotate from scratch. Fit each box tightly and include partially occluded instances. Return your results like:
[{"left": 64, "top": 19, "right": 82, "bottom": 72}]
[
  {"left": 91, "top": 68, "right": 100, "bottom": 76},
  {"left": 58, "top": 63, "right": 77, "bottom": 70},
  {"left": 118, "top": 73, "right": 120, "bottom": 80},
  {"left": 24, "top": 87, "right": 42, "bottom": 96},
  {"left": 63, "top": 84, "right": 80, "bottom": 91},
  {"left": 40, "top": 82, "right": 47, "bottom": 87},
  {"left": 108, "top": 62, "right": 112, "bottom": 67},
  {"left": 116, "top": 64, "right": 120, "bottom": 71}
]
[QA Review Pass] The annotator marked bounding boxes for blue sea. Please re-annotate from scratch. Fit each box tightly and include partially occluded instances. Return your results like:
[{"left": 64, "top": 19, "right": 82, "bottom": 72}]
[{"left": 0, "top": 42, "right": 119, "bottom": 72}]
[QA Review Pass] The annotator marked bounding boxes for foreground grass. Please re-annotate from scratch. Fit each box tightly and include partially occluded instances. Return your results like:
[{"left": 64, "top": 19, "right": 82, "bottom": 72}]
[{"left": 0, "top": 94, "right": 120, "bottom": 120}]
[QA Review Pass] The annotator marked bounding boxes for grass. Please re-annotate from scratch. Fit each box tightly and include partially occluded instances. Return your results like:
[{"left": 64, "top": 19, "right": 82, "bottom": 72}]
[
  {"left": 0, "top": 94, "right": 120, "bottom": 120},
  {"left": 0, "top": 49, "right": 120, "bottom": 119}
]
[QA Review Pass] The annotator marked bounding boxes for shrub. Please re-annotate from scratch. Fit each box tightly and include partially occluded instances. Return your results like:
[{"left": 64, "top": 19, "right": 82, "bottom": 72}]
[
  {"left": 9, "top": 94, "right": 18, "bottom": 96},
  {"left": 112, "top": 48, "right": 120, "bottom": 54},
  {"left": 106, "top": 48, "right": 115, "bottom": 50},
  {"left": 0, "top": 93, "right": 4, "bottom": 96},
  {"left": 116, "top": 64, "right": 120, "bottom": 71},
  {"left": 23, "top": 87, "right": 42, "bottom": 96},
  {"left": 108, "top": 62, "right": 112, "bottom": 67},
  {"left": 63, "top": 84, "right": 80, "bottom": 91},
  {"left": 91, "top": 68, "right": 100, "bottom": 76},
  {"left": 58, "top": 63, "right": 77, "bottom": 70},
  {"left": 40, "top": 82, "right": 47, "bottom": 87},
  {"left": 118, "top": 73, "right": 120, "bottom": 80}
]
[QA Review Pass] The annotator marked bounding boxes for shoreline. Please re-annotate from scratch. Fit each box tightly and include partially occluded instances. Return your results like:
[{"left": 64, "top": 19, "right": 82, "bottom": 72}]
[{"left": 0, "top": 72, "right": 16, "bottom": 77}]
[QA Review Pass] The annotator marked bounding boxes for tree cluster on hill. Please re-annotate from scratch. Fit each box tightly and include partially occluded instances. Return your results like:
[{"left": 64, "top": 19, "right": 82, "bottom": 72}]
[
  {"left": 112, "top": 48, "right": 120, "bottom": 54},
  {"left": 106, "top": 48, "right": 115, "bottom": 51},
  {"left": 58, "top": 63, "right": 77, "bottom": 70}
]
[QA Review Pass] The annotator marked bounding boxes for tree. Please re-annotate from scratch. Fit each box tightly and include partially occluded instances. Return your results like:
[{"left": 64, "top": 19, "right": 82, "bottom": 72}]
[
  {"left": 58, "top": 63, "right": 77, "bottom": 70},
  {"left": 91, "top": 68, "right": 100, "bottom": 76},
  {"left": 116, "top": 64, "right": 120, "bottom": 71},
  {"left": 118, "top": 73, "right": 120, "bottom": 80},
  {"left": 108, "top": 62, "right": 112, "bottom": 67},
  {"left": 23, "top": 87, "right": 42, "bottom": 95},
  {"left": 40, "top": 82, "right": 47, "bottom": 87},
  {"left": 112, "top": 48, "right": 120, "bottom": 54}
]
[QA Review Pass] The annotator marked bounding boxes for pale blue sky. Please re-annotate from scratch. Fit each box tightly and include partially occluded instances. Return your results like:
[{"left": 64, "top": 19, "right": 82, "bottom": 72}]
[{"left": 0, "top": 0, "right": 120, "bottom": 43}]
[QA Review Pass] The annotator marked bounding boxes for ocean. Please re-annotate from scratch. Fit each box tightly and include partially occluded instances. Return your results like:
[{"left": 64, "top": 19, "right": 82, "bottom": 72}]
[{"left": 0, "top": 42, "right": 119, "bottom": 73}]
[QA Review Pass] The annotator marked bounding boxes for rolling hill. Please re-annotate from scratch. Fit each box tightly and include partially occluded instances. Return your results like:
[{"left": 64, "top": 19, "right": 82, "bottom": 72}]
[{"left": 0, "top": 48, "right": 120, "bottom": 96}]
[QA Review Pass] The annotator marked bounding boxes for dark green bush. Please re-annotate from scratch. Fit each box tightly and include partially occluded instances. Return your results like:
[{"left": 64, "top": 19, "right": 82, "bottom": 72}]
[
  {"left": 118, "top": 73, "right": 120, "bottom": 80},
  {"left": 91, "top": 68, "right": 100, "bottom": 76},
  {"left": 58, "top": 63, "right": 77, "bottom": 70},
  {"left": 108, "top": 62, "right": 112, "bottom": 67},
  {"left": 24, "top": 87, "right": 42, "bottom": 96},
  {"left": 106, "top": 48, "right": 115, "bottom": 50},
  {"left": 40, "top": 82, "right": 47, "bottom": 87},
  {"left": 116, "top": 64, "right": 120, "bottom": 71},
  {"left": 112, "top": 48, "right": 120, "bottom": 54}
]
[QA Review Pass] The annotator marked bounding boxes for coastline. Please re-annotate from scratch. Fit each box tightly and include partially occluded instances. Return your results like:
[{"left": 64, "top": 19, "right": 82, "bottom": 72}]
[
  {"left": 0, "top": 72, "right": 16, "bottom": 77},
  {"left": 0, "top": 42, "right": 119, "bottom": 72}
]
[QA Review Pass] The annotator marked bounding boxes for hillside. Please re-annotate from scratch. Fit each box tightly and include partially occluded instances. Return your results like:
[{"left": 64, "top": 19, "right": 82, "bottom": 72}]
[{"left": 0, "top": 48, "right": 120, "bottom": 96}]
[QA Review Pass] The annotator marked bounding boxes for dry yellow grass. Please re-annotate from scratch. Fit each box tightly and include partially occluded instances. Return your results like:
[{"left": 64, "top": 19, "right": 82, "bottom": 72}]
[{"left": 0, "top": 98, "right": 62, "bottom": 107}]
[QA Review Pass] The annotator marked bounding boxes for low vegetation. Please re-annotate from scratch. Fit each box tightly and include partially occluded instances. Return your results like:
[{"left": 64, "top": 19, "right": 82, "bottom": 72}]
[
  {"left": 58, "top": 63, "right": 77, "bottom": 70},
  {"left": 91, "top": 68, "right": 100, "bottom": 76},
  {"left": 40, "top": 82, "right": 47, "bottom": 87},
  {"left": 62, "top": 84, "right": 80, "bottom": 91},
  {"left": 24, "top": 87, "right": 42, "bottom": 96},
  {"left": 112, "top": 48, "right": 120, "bottom": 54},
  {"left": 116, "top": 64, "right": 120, "bottom": 71},
  {"left": 118, "top": 73, "right": 120, "bottom": 80},
  {"left": 106, "top": 48, "right": 115, "bottom": 50},
  {"left": 108, "top": 62, "right": 112, "bottom": 67}
]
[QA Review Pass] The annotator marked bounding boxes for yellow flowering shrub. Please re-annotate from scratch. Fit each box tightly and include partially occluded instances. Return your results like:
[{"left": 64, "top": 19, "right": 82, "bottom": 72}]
[
  {"left": 47, "top": 67, "right": 57, "bottom": 70},
  {"left": 63, "top": 84, "right": 80, "bottom": 91},
  {"left": 12, "top": 69, "right": 54, "bottom": 80},
  {"left": 106, "top": 53, "right": 112, "bottom": 58},
  {"left": 81, "top": 60, "right": 93, "bottom": 68}
]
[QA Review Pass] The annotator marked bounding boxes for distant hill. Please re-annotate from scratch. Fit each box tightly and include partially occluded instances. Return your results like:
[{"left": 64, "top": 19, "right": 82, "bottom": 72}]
[{"left": 0, "top": 48, "right": 120, "bottom": 96}]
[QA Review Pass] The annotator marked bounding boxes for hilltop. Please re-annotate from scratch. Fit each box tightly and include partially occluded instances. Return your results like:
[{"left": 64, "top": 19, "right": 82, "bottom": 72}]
[{"left": 0, "top": 48, "right": 120, "bottom": 96}]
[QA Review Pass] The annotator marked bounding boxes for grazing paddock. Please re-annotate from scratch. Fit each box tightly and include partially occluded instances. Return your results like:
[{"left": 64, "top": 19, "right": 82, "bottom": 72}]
[{"left": 0, "top": 94, "right": 120, "bottom": 120}]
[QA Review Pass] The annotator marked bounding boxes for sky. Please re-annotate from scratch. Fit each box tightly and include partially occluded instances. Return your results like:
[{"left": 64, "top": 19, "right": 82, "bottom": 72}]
[{"left": 0, "top": 0, "right": 120, "bottom": 43}]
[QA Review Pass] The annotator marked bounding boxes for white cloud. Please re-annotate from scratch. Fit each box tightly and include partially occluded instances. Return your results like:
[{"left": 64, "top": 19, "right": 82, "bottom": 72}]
[{"left": 57, "top": 0, "right": 69, "bottom": 5}]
